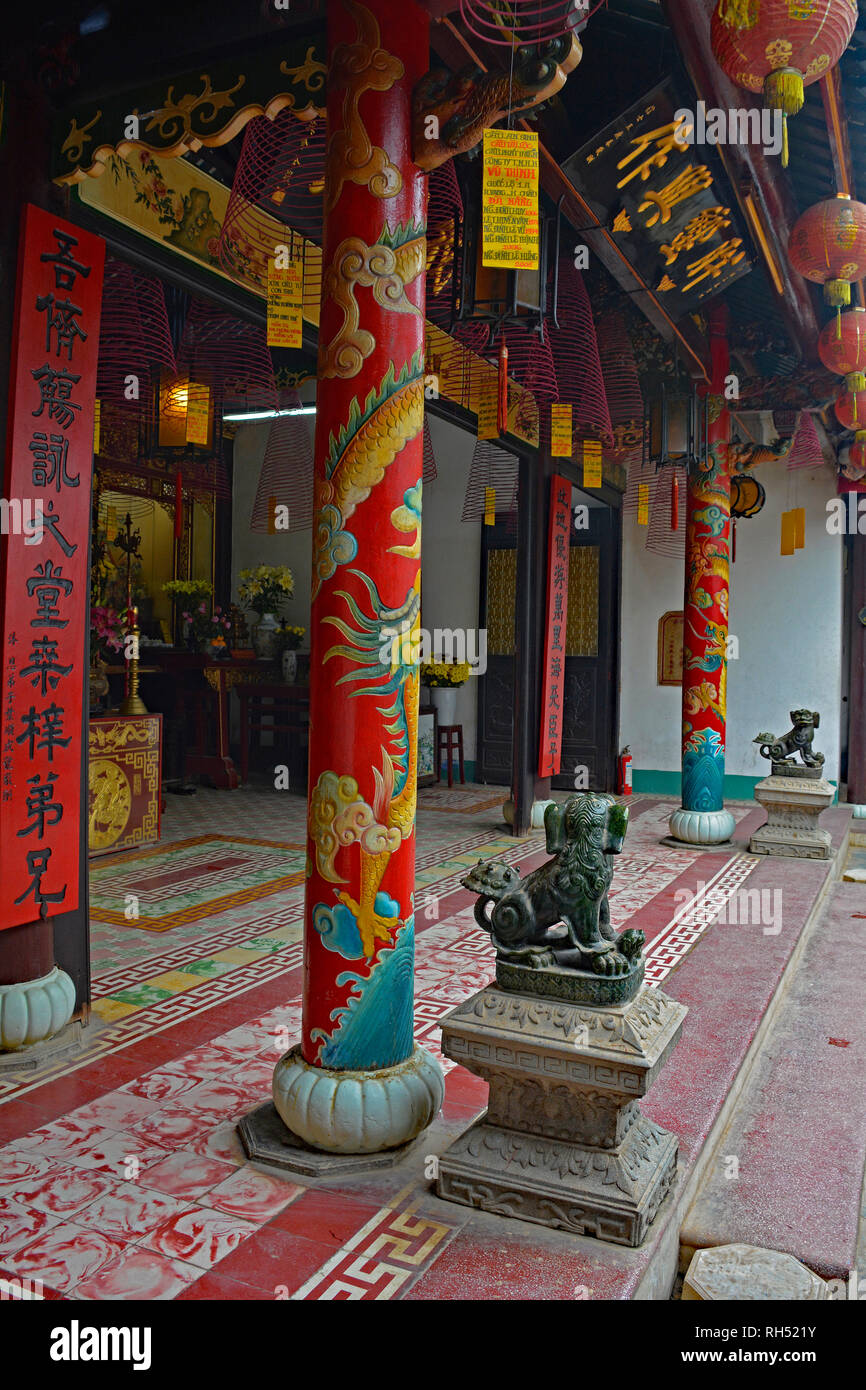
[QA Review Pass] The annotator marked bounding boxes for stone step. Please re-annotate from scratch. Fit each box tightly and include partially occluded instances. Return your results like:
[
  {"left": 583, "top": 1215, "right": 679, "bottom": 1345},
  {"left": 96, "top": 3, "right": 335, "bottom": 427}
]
[{"left": 679, "top": 882, "right": 866, "bottom": 1281}]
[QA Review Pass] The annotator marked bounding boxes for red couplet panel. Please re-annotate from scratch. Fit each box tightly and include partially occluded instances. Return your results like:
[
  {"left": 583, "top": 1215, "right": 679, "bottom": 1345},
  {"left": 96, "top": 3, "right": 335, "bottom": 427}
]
[
  {"left": 538, "top": 474, "right": 571, "bottom": 778},
  {"left": 0, "top": 205, "right": 105, "bottom": 929}
]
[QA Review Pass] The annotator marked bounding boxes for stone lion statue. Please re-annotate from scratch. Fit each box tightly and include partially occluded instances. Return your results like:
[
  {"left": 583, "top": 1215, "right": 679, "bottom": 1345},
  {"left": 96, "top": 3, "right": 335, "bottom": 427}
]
[
  {"left": 462, "top": 793, "right": 644, "bottom": 977},
  {"left": 754, "top": 709, "right": 824, "bottom": 768}
]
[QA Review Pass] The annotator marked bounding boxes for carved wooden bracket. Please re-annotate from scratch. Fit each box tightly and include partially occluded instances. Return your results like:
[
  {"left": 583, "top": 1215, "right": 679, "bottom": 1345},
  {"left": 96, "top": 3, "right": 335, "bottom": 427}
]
[{"left": 412, "top": 33, "right": 582, "bottom": 172}]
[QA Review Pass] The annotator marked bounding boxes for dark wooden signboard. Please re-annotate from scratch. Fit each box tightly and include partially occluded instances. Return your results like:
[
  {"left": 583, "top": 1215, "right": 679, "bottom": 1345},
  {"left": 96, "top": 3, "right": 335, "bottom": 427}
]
[
  {"left": 1, "top": 204, "right": 105, "bottom": 929},
  {"left": 561, "top": 82, "right": 751, "bottom": 319}
]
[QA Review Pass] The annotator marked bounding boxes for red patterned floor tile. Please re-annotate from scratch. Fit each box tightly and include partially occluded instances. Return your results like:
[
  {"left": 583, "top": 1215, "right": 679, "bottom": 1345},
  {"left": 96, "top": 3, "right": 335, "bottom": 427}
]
[
  {"left": 214, "top": 1227, "right": 335, "bottom": 1295},
  {"left": 2, "top": 1224, "right": 129, "bottom": 1294},
  {"left": 14, "top": 1167, "right": 115, "bottom": 1219},
  {"left": 141, "top": 1204, "right": 257, "bottom": 1270},
  {"left": 204, "top": 1166, "right": 303, "bottom": 1224},
  {"left": 0, "top": 1201, "right": 60, "bottom": 1255},
  {"left": 138, "top": 1152, "right": 237, "bottom": 1200},
  {"left": 176, "top": 1269, "right": 270, "bottom": 1300},
  {"left": 268, "top": 1188, "right": 384, "bottom": 1249},
  {"left": 72, "top": 1248, "right": 201, "bottom": 1300},
  {"left": 72, "top": 1182, "right": 190, "bottom": 1242}
]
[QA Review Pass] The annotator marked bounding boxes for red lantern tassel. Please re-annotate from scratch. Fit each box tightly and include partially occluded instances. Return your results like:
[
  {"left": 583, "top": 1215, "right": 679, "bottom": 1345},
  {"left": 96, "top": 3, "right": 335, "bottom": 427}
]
[
  {"left": 670, "top": 470, "right": 679, "bottom": 531},
  {"left": 174, "top": 470, "right": 183, "bottom": 540},
  {"left": 731, "top": 518, "right": 737, "bottom": 564},
  {"left": 497, "top": 342, "right": 508, "bottom": 436}
]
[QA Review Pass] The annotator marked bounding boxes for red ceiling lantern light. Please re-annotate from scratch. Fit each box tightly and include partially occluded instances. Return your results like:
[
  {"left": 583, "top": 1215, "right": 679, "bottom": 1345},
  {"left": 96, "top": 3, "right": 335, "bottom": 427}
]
[
  {"left": 848, "top": 431, "right": 866, "bottom": 476},
  {"left": 834, "top": 382, "right": 866, "bottom": 429},
  {"left": 711, "top": 0, "right": 857, "bottom": 166},
  {"left": 788, "top": 194, "right": 866, "bottom": 313},
  {"left": 818, "top": 306, "right": 866, "bottom": 392}
]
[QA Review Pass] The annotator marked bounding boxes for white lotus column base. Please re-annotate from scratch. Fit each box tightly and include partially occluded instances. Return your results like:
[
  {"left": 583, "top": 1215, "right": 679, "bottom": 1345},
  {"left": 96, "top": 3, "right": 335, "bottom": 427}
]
[
  {"left": 272, "top": 1043, "right": 445, "bottom": 1155},
  {"left": 668, "top": 806, "right": 736, "bottom": 845},
  {"left": 0, "top": 967, "right": 76, "bottom": 1052},
  {"left": 502, "top": 798, "right": 555, "bottom": 830}
]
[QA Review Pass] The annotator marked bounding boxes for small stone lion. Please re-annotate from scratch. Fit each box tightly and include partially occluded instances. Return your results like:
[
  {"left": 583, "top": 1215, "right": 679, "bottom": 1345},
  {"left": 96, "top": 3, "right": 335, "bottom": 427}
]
[
  {"left": 754, "top": 709, "right": 824, "bottom": 768},
  {"left": 461, "top": 793, "right": 644, "bottom": 977}
]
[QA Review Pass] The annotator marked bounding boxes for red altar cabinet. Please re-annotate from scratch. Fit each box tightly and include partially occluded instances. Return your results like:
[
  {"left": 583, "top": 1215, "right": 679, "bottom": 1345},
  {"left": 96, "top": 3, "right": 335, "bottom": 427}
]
[{"left": 88, "top": 714, "right": 162, "bottom": 857}]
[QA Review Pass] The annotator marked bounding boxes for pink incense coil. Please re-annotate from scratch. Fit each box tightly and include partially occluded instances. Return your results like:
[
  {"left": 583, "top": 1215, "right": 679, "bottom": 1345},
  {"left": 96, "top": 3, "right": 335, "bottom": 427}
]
[
  {"left": 547, "top": 256, "right": 612, "bottom": 446},
  {"left": 786, "top": 410, "right": 824, "bottom": 470},
  {"left": 97, "top": 257, "right": 177, "bottom": 410},
  {"left": 219, "top": 109, "right": 326, "bottom": 309},
  {"left": 461, "top": 439, "right": 519, "bottom": 522},
  {"left": 177, "top": 298, "right": 278, "bottom": 416},
  {"left": 460, "top": 0, "right": 587, "bottom": 45}
]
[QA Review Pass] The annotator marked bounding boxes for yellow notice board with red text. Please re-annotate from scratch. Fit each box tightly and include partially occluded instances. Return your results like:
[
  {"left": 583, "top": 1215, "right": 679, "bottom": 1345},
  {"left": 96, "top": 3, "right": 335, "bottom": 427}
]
[
  {"left": 267, "top": 258, "right": 304, "bottom": 348},
  {"left": 482, "top": 128, "right": 539, "bottom": 270}
]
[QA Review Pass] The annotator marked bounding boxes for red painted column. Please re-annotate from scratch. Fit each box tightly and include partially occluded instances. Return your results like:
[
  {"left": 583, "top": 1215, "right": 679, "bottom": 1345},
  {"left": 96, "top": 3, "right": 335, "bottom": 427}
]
[
  {"left": 271, "top": 0, "right": 443, "bottom": 1154},
  {"left": 669, "top": 308, "right": 735, "bottom": 844}
]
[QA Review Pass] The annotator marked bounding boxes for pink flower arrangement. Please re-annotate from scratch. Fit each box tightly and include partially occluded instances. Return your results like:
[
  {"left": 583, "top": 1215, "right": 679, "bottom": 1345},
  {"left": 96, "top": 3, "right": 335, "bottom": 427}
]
[{"left": 90, "top": 606, "right": 124, "bottom": 660}]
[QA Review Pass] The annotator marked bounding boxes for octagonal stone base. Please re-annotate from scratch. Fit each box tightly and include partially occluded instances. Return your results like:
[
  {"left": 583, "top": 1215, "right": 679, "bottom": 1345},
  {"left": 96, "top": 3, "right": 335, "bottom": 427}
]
[
  {"left": 750, "top": 775, "right": 834, "bottom": 860},
  {"left": 436, "top": 982, "right": 687, "bottom": 1247}
]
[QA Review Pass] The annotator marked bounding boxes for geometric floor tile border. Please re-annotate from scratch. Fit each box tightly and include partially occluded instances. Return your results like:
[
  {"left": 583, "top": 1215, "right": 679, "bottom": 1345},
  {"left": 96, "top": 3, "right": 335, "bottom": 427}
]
[{"left": 89, "top": 835, "right": 306, "bottom": 931}]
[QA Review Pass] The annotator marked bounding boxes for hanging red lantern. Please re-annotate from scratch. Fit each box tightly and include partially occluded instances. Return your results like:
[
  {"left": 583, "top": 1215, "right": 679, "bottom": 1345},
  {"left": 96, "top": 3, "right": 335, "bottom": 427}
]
[
  {"left": 788, "top": 195, "right": 866, "bottom": 309},
  {"left": 847, "top": 430, "right": 866, "bottom": 479},
  {"left": 818, "top": 305, "right": 866, "bottom": 385},
  {"left": 834, "top": 383, "right": 866, "bottom": 430},
  {"left": 711, "top": 0, "right": 856, "bottom": 167}
]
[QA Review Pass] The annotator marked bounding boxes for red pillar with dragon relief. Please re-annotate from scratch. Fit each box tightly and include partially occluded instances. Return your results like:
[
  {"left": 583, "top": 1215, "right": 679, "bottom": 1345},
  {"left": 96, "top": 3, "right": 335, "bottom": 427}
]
[{"left": 270, "top": 0, "right": 444, "bottom": 1154}]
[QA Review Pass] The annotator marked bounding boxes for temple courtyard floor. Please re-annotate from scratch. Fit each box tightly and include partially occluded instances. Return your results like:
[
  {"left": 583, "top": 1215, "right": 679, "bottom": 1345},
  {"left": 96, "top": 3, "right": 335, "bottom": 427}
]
[{"left": 0, "top": 784, "right": 863, "bottom": 1300}]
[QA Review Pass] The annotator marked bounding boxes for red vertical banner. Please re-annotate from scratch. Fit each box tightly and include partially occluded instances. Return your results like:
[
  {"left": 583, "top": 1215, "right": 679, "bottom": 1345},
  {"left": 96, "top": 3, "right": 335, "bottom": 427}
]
[
  {"left": 0, "top": 205, "right": 104, "bottom": 928},
  {"left": 538, "top": 474, "right": 571, "bottom": 777}
]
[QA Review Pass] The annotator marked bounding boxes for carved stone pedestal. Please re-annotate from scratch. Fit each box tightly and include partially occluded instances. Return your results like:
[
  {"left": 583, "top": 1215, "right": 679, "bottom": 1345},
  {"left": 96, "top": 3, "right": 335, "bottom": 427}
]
[
  {"left": 750, "top": 775, "right": 834, "bottom": 860},
  {"left": 436, "top": 982, "right": 687, "bottom": 1248}
]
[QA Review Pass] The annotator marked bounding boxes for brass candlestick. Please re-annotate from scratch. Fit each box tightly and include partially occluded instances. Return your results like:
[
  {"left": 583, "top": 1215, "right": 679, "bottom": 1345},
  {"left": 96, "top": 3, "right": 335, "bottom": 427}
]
[{"left": 120, "top": 605, "right": 148, "bottom": 716}]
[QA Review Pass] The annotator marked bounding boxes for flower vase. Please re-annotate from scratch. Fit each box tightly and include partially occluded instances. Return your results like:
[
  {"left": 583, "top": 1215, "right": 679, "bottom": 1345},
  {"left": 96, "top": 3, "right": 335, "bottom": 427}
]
[
  {"left": 253, "top": 613, "right": 279, "bottom": 659},
  {"left": 431, "top": 686, "right": 458, "bottom": 726},
  {"left": 282, "top": 649, "right": 298, "bottom": 684}
]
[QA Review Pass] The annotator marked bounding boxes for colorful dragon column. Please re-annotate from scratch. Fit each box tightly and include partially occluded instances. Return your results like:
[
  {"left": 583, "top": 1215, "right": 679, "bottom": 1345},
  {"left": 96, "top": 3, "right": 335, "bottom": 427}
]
[
  {"left": 271, "top": 0, "right": 444, "bottom": 1154},
  {"left": 669, "top": 325, "right": 736, "bottom": 846}
]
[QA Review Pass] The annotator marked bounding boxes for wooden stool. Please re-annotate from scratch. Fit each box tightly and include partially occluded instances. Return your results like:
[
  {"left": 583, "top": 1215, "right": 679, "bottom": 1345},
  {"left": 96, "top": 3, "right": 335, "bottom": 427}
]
[
  {"left": 238, "top": 684, "right": 308, "bottom": 787},
  {"left": 437, "top": 723, "right": 465, "bottom": 787}
]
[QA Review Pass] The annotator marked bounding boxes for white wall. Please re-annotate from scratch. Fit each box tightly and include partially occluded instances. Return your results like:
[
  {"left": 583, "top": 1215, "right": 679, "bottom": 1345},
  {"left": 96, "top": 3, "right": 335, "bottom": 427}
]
[
  {"left": 619, "top": 458, "right": 844, "bottom": 787},
  {"left": 229, "top": 409, "right": 483, "bottom": 763}
]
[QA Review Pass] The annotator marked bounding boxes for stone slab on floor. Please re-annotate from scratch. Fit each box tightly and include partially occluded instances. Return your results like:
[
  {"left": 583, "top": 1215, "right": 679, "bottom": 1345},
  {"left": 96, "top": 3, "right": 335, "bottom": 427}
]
[{"left": 680, "top": 881, "right": 866, "bottom": 1282}]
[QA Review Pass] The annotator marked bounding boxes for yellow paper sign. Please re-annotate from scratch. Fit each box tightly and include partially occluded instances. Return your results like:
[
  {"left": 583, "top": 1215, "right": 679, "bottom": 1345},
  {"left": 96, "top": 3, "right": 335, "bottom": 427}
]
[
  {"left": 638, "top": 483, "right": 650, "bottom": 526},
  {"left": 93, "top": 398, "right": 101, "bottom": 454},
  {"left": 792, "top": 506, "right": 805, "bottom": 549},
  {"left": 583, "top": 439, "right": 602, "bottom": 488},
  {"left": 477, "top": 382, "right": 498, "bottom": 440},
  {"left": 551, "top": 404, "right": 572, "bottom": 458},
  {"left": 484, "top": 487, "right": 496, "bottom": 526},
  {"left": 780, "top": 510, "right": 796, "bottom": 555},
  {"left": 185, "top": 383, "right": 210, "bottom": 446},
  {"left": 482, "top": 128, "right": 539, "bottom": 270},
  {"left": 267, "top": 258, "right": 304, "bottom": 348}
]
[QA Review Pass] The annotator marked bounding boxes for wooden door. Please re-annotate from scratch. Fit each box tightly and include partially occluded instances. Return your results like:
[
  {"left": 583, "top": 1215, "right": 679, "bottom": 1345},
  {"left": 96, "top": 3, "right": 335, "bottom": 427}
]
[{"left": 477, "top": 505, "right": 619, "bottom": 790}]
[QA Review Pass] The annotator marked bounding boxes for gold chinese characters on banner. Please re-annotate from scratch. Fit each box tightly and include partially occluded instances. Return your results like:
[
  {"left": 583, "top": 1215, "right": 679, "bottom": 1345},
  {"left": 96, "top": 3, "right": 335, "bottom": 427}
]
[{"left": 482, "top": 128, "right": 539, "bottom": 270}]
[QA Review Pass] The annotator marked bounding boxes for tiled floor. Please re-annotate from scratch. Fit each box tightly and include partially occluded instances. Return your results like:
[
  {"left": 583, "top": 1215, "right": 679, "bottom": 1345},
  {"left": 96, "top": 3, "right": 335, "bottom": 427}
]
[{"left": 0, "top": 786, "right": 822, "bottom": 1299}]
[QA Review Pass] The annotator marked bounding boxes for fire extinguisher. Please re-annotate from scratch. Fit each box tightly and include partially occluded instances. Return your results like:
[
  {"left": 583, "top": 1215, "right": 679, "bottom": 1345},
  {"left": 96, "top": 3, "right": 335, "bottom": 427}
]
[{"left": 618, "top": 746, "right": 633, "bottom": 797}]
